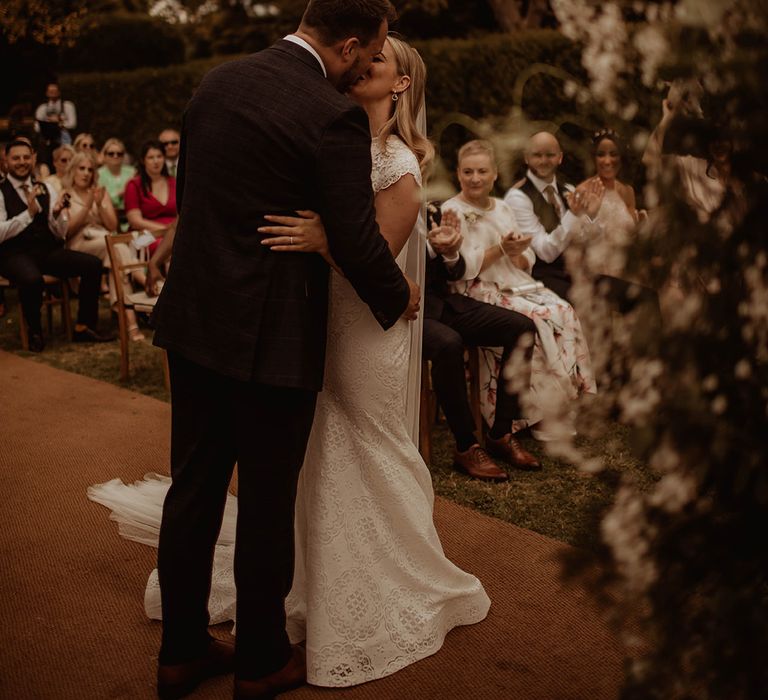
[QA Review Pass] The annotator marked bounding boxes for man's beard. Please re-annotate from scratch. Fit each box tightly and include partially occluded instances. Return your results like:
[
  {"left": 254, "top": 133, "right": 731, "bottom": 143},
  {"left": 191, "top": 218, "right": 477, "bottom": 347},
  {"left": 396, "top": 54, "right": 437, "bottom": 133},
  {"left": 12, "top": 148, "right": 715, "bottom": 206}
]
[{"left": 336, "top": 56, "right": 362, "bottom": 94}]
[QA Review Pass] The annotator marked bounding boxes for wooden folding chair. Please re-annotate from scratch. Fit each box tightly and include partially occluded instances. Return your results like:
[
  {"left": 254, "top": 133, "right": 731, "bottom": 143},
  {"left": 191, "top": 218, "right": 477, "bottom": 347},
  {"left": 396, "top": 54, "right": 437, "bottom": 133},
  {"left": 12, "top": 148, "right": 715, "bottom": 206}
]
[
  {"left": 104, "top": 233, "right": 160, "bottom": 381},
  {"left": 418, "top": 346, "right": 484, "bottom": 466},
  {"left": 0, "top": 274, "right": 72, "bottom": 350}
]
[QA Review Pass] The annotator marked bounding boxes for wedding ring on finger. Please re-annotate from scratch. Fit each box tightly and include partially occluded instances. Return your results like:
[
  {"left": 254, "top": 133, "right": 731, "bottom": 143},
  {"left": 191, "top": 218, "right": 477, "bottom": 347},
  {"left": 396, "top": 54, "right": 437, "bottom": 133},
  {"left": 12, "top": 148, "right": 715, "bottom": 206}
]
[{"left": 290, "top": 236, "right": 294, "bottom": 245}]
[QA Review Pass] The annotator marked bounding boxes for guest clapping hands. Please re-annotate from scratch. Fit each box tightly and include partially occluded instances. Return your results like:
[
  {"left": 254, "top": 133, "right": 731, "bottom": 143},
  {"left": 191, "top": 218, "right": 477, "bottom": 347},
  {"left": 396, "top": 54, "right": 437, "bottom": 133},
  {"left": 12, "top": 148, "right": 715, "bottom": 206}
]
[
  {"left": 62, "top": 152, "right": 145, "bottom": 340},
  {"left": 444, "top": 140, "right": 596, "bottom": 440}
]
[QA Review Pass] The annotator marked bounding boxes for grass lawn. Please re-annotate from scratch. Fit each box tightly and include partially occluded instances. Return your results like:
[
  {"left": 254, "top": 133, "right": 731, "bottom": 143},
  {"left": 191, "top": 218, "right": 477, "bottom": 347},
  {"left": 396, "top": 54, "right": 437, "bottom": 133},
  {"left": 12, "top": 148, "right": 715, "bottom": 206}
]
[{"left": 1, "top": 288, "right": 655, "bottom": 550}]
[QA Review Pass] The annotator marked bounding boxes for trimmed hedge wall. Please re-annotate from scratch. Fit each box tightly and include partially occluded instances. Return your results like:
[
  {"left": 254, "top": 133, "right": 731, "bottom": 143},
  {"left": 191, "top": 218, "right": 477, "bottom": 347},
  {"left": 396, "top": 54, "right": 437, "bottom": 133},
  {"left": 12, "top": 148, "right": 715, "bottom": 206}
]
[
  {"left": 61, "top": 31, "right": 654, "bottom": 185},
  {"left": 61, "top": 56, "right": 228, "bottom": 156},
  {"left": 60, "top": 13, "right": 187, "bottom": 73}
]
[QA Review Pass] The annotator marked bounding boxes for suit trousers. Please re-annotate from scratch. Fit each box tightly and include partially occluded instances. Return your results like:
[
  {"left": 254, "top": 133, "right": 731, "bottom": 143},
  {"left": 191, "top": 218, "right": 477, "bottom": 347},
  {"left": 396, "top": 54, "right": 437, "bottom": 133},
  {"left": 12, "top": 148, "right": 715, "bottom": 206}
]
[
  {"left": 0, "top": 245, "right": 102, "bottom": 333},
  {"left": 423, "top": 298, "right": 535, "bottom": 450},
  {"left": 534, "top": 268, "right": 572, "bottom": 302},
  {"left": 158, "top": 352, "right": 317, "bottom": 679}
]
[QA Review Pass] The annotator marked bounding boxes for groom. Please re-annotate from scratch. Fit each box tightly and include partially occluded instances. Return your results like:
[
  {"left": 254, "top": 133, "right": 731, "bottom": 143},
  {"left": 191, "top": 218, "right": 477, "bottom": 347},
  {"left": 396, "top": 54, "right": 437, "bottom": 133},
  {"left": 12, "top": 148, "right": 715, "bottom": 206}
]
[{"left": 151, "top": 1, "right": 417, "bottom": 698}]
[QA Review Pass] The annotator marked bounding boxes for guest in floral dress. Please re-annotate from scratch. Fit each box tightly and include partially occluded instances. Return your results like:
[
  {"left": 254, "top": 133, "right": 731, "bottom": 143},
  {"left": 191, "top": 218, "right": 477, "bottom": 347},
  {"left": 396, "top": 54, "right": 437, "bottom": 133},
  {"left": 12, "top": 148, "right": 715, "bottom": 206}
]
[{"left": 443, "top": 140, "right": 596, "bottom": 440}]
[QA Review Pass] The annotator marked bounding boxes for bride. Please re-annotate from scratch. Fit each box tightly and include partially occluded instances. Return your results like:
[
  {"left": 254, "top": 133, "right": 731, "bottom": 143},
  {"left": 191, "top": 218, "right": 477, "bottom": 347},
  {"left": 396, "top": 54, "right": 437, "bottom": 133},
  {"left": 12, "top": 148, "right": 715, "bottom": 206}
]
[{"left": 89, "top": 34, "right": 490, "bottom": 689}]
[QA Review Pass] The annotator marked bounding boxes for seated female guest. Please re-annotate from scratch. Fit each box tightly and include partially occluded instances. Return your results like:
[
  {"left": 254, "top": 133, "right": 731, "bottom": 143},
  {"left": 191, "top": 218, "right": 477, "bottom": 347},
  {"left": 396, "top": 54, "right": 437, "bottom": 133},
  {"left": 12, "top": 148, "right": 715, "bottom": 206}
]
[
  {"left": 443, "top": 140, "right": 596, "bottom": 440},
  {"left": 73, "top": 132, "right": 98, "bottom": 159},
  {"left": 124, "top": 140, "right": 177, "bottom": 256},
  {"left": 44, "top": 144, "right": 74, "bottom": 194},
  {"left": 62, "top": 152, "right": 145, "bottom": 340},
  {"left": 573, "top": 129, "right": 643, "bottom": 278},
  {"left": 98, "top": 138, "right": 135, "bottom": 230},
  {"left": 572, "top": 129, "right": 659, "bottom": 322}
]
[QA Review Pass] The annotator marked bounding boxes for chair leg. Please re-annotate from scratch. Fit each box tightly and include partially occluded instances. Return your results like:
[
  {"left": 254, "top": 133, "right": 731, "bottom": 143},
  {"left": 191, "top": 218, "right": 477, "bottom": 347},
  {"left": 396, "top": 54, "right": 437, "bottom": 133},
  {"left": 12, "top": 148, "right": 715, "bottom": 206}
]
[
  {"left": 18, "top": 308, "right": 29, "bottom": 351},
  {"left": 115, "top": 304, "right": 130, "bottom": 381},
  {"left": 61, "top": 281, "right": 73, "bottom": 340},
  {"left": 419, "top": 360, "right": 432, "bottom": 466},
  {"left": 46, "top": 289, "right": 54, "bottom": 335},
  {"left": 468, "top": 347, "right": 484, "bottom": 446},
  {"left": 162, "top": 351, "right": 171, "bottom": 391}
]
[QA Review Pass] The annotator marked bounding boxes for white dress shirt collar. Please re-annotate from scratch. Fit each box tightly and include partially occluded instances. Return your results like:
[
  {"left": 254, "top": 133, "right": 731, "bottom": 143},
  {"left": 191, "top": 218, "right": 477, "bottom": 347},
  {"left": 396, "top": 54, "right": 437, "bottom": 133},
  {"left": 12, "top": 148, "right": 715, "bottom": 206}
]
[
  {"left": 284, "top": 34, "right": 327, "bottom": 77},
  {"left": 6, "top": 174, "right": 35, "bottom": 199},
  {"left": 527, "top": 168, "right": 560, "bottom": 195}
]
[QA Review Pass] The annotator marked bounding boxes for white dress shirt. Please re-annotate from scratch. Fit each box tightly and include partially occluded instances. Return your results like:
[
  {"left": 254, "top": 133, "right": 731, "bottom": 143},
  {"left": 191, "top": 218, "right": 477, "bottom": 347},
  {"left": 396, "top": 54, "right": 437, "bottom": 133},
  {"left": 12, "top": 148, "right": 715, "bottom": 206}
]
[
  {"left": 504, "top": 169, "right": 577, "bottom": 264},
  {"left": 34, "top": 99, "right": 77, "bottom": 131},
  {"left": 0, "top": 176, "right": 68, "bottom": 245},
  {"left": 283, "top": 35, "right": 327, "bottom": 77}
]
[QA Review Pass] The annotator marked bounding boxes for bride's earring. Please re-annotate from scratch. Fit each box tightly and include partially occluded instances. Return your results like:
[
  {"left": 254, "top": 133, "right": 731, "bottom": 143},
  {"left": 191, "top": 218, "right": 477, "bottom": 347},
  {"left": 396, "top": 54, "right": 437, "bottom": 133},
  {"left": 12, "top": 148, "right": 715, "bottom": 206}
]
[{"left": 391, "top": 92, "right": 399, "bottom": 101}]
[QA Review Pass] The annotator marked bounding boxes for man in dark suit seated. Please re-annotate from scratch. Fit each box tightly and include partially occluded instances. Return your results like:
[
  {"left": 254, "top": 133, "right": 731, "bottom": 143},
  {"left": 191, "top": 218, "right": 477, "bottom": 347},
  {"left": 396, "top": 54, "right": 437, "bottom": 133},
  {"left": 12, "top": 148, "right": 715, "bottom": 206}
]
[
  {"left": 423, "top": 210, "right": 541, "bottom": 481},
  {"left": 0, "top": 140, "right": 113, "bottom": 351}
]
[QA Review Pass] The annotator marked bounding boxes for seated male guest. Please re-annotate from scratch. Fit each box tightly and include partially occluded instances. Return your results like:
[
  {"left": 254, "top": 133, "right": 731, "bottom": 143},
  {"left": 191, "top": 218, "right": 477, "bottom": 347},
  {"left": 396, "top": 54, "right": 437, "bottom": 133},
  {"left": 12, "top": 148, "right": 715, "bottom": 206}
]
[
  {"left": 0, "top": 140, "right": 113, "bottom": 352},
  {"left": 423, "top": 208, "right": 540, "bottom": 480},
  {"left": 504, "top": 131, "right": 590, "bottom": 301}
]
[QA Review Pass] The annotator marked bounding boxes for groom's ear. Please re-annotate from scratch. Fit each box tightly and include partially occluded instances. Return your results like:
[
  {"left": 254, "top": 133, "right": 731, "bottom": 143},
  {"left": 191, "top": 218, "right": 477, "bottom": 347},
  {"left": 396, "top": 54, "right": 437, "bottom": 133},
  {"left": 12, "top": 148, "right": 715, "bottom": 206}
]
[{"left": 339, "top": 37, "right": 360, "bottom": 63}]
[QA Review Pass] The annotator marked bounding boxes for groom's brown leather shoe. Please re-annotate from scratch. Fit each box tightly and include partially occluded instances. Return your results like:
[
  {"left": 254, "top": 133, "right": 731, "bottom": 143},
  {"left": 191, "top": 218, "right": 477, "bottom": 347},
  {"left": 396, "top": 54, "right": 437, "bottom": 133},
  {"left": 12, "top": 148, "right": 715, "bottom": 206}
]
[
  {"left": 157, "top": 638, "right": 235, "bottom": 699},
  {"left": 453, "top": 444, "right": 508, "bottom": 481},
  {"left": 233, "top": 645, "right": 306, "bottom": 699},
  {"left": 485, "top": 432, "right": 542, "bottom": 471}
]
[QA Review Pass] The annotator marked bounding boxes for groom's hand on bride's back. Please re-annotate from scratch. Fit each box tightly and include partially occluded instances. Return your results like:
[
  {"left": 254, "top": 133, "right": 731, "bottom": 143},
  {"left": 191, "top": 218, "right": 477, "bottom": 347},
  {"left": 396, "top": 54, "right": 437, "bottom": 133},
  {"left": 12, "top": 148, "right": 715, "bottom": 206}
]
[{"left": 401, "top": 276, "right": 420, "bottom": 321}]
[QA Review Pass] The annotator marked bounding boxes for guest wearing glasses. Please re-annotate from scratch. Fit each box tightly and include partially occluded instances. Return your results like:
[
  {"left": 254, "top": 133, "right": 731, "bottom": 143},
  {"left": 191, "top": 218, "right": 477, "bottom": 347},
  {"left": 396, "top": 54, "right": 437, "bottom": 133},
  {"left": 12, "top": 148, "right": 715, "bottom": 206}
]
[
  {"left": 158, "top": 128, "right": 180, "bottom": 177},
  {"left": 44, "top": 144, "right": 75, "bottom": 194},
  {"left": 125, "top": 140, "right": 177, "bottom": 255},
  {"left": 73, "top": 133, "right": 97, "bottom": 154},
  {"left": 98, "top": 138, "right": 136, "bottom": 230}
]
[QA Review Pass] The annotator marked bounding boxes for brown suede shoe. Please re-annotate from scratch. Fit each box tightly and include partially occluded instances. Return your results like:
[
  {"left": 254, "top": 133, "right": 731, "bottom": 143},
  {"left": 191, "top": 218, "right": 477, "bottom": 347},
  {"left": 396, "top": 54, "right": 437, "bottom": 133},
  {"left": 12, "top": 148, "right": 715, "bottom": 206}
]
[
  {"left": 453, "top": 444, "right": 508, "bottom": 481},
  {"left": 157, "top": 638, "right": 235, "bottom": 699},
  {"left": 233, "top": 645, "right": 306, "bottom": 699},
  {"left": 486, "top": 433, "right": 542, "bottom": 471}
]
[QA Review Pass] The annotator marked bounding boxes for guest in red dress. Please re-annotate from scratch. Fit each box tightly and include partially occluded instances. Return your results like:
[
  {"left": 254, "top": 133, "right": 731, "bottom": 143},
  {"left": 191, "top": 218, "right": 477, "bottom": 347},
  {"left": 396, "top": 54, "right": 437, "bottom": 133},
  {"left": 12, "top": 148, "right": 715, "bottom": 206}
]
[{"left": 125, "top": 140, "right": 177, "bottom": 256}]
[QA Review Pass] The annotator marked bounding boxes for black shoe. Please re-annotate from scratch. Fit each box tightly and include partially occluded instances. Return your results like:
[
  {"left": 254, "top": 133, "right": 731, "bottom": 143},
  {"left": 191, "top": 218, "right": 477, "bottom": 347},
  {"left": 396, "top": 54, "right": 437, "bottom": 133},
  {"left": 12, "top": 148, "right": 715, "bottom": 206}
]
[
  {"left": 28, "top": 332, "right": 45, "bottom": 353},
  {"left": 72, "top": 327, "right": 115, "bottom": 343}
]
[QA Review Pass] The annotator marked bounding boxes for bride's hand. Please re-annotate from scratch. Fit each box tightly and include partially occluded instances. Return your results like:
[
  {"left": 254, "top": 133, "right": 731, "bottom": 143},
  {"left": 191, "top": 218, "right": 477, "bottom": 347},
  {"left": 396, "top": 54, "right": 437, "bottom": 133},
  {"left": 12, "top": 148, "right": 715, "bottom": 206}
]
[
  {"left": 570, "top": 177, "right": 604, "bottom": 219},
  {"left": 258, "top": 210, "right": 328, "bottom": 254}
]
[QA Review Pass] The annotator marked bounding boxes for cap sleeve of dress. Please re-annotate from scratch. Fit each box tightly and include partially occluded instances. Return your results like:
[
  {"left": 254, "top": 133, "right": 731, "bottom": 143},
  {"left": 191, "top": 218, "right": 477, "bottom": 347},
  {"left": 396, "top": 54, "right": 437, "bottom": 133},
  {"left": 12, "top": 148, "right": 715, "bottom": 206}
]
[{"left": 370, "top": 136, "right": 422, "bottom": 194}]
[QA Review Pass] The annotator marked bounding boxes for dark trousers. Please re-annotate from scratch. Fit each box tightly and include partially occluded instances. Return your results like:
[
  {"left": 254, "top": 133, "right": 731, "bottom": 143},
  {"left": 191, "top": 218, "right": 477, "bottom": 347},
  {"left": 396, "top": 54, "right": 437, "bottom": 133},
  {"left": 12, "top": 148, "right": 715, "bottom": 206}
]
[
  {"left": 423, "top": 297, "right": 535, "bottom": 450},
  {"left": 533, "top": 264, "right": 572, "bottom": 302},
  {"left": 594, "top": 274, "right": 660, "bottom": 317},
  {"left": 158, "top": 352, "right": 317, "bottom": 680},
  {"left": 0, "top": 245, "right": 102, "bottom": 334}
]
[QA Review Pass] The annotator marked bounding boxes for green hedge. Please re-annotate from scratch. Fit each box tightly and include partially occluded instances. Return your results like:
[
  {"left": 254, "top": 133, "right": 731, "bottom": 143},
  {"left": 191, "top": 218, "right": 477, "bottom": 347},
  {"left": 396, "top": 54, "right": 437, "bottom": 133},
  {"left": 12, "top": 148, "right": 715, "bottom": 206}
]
[
  {"left": 61, "top": 31, "right": 654, "bottom": 184},
  {"left": 61, "top": 56, "right": 230, "bottom": 156},
  {"left": 60, "top": 13, "right": 186, "bottom": 73}
]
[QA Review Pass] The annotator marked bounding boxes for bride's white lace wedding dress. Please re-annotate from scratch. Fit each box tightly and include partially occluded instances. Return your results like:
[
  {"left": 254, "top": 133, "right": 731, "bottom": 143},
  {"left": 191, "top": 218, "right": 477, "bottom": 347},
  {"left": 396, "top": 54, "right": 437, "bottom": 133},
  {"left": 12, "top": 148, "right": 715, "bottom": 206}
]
[{"left": 89, "top": 135, "right": 490, "bottom": 687}]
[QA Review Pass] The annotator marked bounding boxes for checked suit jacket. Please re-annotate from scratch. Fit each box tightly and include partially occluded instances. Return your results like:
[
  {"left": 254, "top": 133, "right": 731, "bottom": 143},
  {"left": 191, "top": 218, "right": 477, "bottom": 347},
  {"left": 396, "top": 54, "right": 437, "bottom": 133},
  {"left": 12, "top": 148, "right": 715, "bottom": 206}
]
[{"left": 153, "top": 40, "right": 410, "bottom": 391}]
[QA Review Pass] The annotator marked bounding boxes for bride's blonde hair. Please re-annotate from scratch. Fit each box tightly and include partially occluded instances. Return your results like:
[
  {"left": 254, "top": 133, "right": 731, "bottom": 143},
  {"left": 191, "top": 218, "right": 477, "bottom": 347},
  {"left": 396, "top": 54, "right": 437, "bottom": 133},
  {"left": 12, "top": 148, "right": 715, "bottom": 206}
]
[{"left": 376, "top": 34, "right": 434, "bottom": 176}]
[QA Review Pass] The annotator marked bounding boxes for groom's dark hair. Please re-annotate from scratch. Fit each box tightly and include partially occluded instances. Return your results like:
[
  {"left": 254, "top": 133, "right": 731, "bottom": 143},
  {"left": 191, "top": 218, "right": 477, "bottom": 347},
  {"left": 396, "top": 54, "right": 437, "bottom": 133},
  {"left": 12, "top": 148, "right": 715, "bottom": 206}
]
[{"left": 301, "top": 0, "right": 397, "bottom": 47}]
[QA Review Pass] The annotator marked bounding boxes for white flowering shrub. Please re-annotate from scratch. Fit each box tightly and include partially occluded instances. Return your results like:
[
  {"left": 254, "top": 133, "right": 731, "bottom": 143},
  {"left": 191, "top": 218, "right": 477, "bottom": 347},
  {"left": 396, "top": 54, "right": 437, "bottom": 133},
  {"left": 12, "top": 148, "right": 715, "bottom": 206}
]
[{"left": 547, "top": 1, "right": 768, "bottom": 697}]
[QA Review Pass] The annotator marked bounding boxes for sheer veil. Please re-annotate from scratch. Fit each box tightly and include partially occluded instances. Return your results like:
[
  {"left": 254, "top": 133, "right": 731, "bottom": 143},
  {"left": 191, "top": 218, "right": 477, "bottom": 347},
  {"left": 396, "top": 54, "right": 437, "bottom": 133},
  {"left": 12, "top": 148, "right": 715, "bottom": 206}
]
[{"left": 403, "top": 105, "right": 428, "bottom": 446}]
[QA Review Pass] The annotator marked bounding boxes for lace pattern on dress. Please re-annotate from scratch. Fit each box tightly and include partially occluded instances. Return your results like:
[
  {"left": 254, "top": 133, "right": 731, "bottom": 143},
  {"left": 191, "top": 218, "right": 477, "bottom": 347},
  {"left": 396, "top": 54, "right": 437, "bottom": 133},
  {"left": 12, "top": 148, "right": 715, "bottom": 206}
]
[{"left": 371, "top": 136, "right": 422, "bottom": 193}]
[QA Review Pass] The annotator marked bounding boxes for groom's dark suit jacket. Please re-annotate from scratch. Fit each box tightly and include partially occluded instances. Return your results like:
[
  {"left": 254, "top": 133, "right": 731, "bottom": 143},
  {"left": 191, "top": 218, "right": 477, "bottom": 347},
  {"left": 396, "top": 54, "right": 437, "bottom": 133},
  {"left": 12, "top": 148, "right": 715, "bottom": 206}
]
[{"left": 153, "top": 40, "right": 409, "bottom": 390}]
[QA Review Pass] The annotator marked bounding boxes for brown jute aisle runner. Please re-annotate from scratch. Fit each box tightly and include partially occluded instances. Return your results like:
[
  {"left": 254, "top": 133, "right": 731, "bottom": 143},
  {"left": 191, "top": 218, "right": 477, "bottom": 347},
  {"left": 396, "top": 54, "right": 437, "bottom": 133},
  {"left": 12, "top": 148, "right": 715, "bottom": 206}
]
[{"left": 0, "top": 351, "right": 627, "bottom": 699}]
